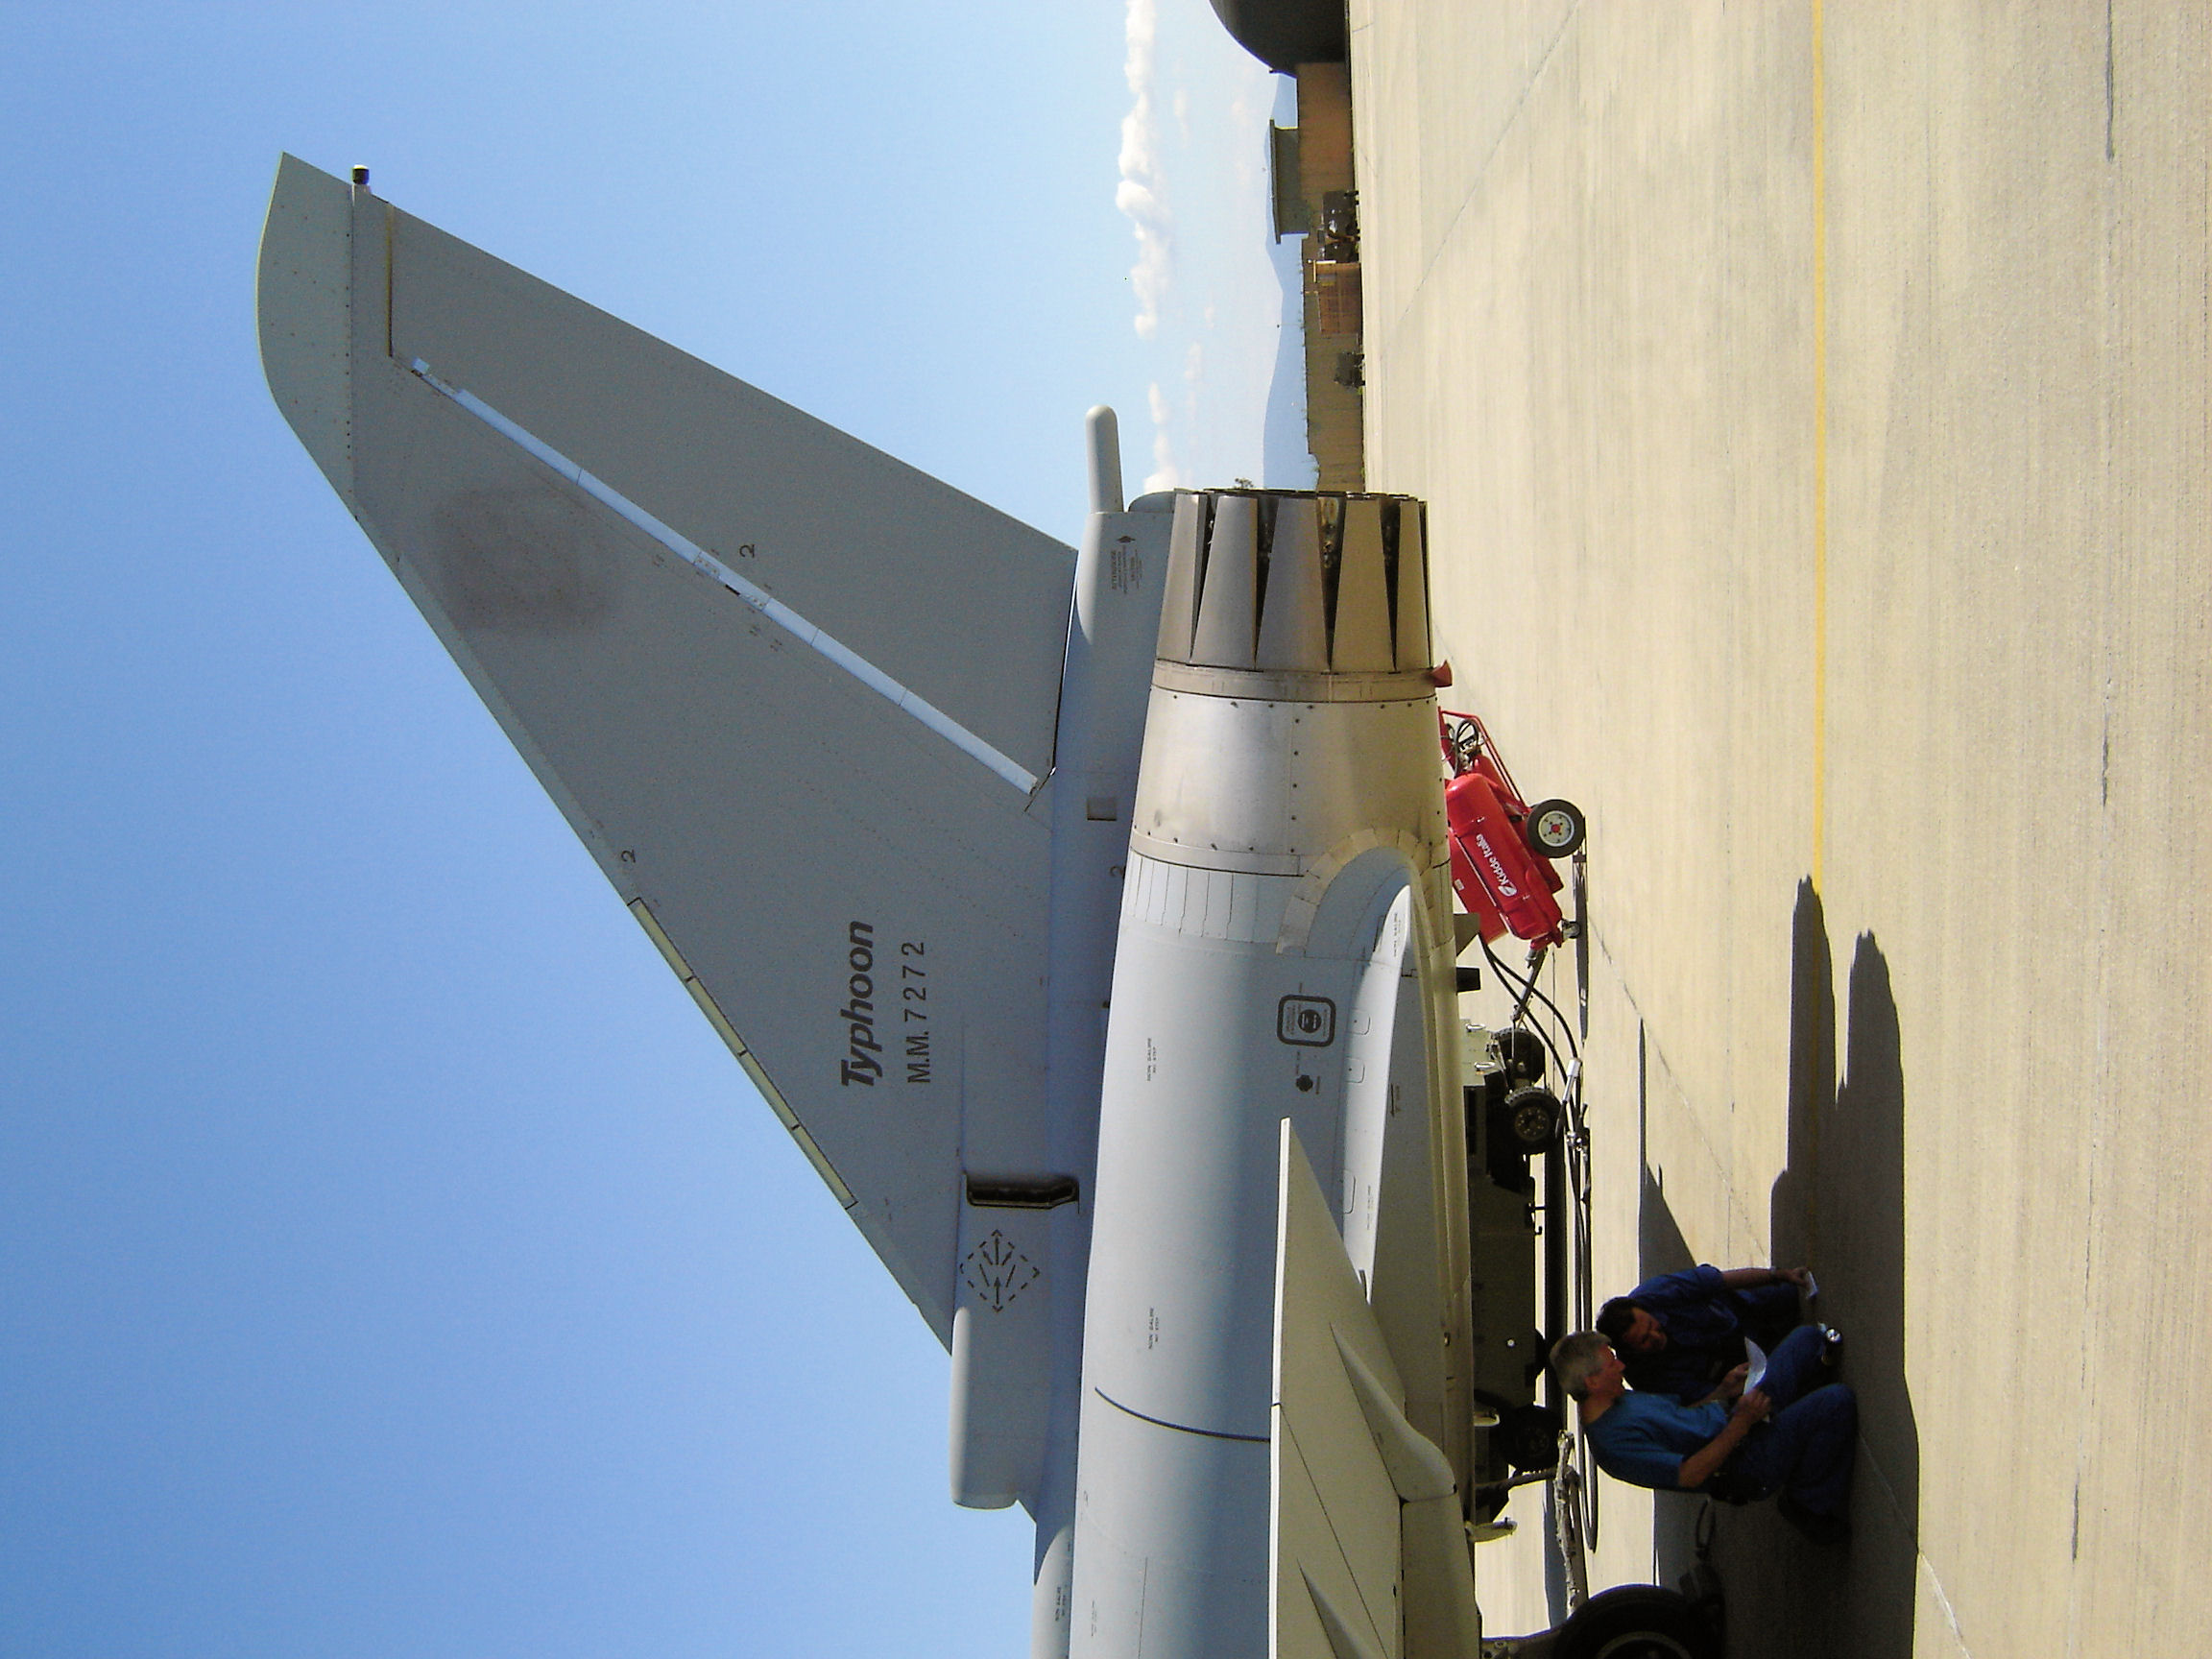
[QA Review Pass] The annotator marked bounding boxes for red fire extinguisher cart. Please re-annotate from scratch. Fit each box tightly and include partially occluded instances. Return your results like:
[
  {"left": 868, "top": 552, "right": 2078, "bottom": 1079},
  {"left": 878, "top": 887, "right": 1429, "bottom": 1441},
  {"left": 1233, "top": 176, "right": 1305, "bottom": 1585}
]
[{"left": 1439, "top": 710, "right": 1585, "bottom": 948}]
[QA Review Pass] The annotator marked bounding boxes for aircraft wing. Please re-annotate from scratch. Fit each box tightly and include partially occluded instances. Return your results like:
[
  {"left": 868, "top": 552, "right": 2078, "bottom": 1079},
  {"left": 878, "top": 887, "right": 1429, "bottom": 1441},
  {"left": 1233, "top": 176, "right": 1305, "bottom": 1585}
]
[
  {"left": 256, "top": 155, "right": 1077, "bottom": 1341},
  {"left": 1273, "top": 1122, "right": 1482, "bottom": 1658}
]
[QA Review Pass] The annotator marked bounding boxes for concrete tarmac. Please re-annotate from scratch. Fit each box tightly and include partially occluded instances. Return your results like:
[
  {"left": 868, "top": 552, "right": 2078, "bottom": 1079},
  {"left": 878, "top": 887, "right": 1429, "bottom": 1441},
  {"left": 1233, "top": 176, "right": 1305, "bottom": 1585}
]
[{"left": 1348, "top": 6, "right": 2209, "bottom": 1654}]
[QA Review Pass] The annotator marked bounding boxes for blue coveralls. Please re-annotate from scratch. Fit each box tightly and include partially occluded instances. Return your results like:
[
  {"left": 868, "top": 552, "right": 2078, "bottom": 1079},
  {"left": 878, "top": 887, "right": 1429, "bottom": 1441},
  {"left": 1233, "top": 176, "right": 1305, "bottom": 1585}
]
[
  {"left": 1587, "top": 1324, "right": 1857, "bottom": 1518},
  {"left": 1619, "top": 1262, "right": 1803, "bottom": 1404}
]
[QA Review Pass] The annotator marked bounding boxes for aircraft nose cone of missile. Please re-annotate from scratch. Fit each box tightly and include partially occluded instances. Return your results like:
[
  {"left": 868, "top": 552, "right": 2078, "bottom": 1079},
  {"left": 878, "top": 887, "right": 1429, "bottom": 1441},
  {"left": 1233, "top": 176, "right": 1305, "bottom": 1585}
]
[{"left": 1155, "top": 490, "right": 1431, "bottom": 679}]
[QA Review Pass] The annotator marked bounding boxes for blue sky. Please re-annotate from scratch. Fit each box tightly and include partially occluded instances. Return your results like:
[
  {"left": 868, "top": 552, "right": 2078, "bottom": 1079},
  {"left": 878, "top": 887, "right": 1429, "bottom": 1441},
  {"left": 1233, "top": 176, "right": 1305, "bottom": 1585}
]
[{"left": 0, "top": 5, "right": 1286, "bottom": 1654}]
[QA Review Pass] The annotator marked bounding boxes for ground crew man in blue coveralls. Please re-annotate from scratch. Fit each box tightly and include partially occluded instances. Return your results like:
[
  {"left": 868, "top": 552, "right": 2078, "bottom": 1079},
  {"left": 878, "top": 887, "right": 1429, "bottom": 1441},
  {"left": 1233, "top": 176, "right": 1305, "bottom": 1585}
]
[
  {"left": 1550, "top": 1325, "right": 1857, "bottom": 1545},
  {"left": 1596, "top": 1262, "right": 1834, "bottom": 1405}
]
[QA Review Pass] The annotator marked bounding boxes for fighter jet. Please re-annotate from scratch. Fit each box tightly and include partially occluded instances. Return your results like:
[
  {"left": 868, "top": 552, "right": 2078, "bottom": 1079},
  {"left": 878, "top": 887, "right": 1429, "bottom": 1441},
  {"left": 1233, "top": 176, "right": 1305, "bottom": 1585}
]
[{"left": 256, "top": 156, "right": 1701, "bottom": 1659}]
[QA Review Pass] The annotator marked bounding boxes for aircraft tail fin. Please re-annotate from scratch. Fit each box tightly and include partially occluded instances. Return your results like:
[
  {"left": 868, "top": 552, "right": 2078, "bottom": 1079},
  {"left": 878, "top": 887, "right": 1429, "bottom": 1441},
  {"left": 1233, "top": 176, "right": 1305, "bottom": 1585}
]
[{"left": 255, "top": 154, "right": 1080, "bottom": 1343}]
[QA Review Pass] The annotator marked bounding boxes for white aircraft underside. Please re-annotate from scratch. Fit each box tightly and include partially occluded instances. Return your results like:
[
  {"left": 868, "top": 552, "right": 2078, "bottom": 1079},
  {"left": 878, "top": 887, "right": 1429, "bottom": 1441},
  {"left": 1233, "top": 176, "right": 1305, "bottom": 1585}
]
[{"left": 257, "top": 155, "right": 1491, "bottom": 1659}]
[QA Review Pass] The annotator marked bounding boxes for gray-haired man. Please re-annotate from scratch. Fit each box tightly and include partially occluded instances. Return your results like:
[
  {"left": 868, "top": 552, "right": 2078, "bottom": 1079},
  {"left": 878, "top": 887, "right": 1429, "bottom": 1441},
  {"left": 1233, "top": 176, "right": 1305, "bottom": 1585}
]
[{"left": 1551, "top": 1326, "right": 1856, "bottom": 1545}]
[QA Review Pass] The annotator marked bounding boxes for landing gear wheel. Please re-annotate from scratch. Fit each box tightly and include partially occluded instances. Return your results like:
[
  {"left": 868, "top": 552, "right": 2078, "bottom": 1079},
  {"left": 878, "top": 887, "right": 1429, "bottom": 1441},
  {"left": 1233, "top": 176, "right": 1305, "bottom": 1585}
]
[
  {"left": 1504, "top": 1085, "right": 1562, "bottom": 1150},
  {"left": 1526, "top": 798, "right": 1587, "bottom": 858},
  {"left": 1554, "top": 1584, "right": 1719, "bottom": 1659},
  {"left": 1495, "top": 1025, "right": 1547, "bottom": 1085}
]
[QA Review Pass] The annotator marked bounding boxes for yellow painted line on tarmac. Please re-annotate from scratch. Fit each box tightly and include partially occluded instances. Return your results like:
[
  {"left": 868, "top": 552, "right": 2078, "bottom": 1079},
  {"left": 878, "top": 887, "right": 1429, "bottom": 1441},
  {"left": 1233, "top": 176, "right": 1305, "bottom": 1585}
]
[{"left": 1812, "top": 0, "right": 1830, "bottom": 893}]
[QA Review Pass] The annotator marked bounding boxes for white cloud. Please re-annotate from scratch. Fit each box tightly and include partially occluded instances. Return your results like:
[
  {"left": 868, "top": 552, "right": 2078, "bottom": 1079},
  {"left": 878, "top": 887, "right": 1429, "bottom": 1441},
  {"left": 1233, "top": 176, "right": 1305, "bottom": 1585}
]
[
  {"left": 1118, "top": 0, "right": 1171, "bottom": 343},
  {"left": 1116, "top": 4, "right": 1281, "bottom": 492},
  {"left": 1143, "top": 380, "right": 1180, "bottom": 493}
]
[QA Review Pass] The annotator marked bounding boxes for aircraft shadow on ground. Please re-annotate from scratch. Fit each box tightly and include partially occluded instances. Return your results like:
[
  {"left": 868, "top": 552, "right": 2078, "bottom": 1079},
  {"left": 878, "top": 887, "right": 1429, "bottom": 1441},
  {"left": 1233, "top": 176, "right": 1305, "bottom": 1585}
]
[{"left": 1633, "top": 880, "right": 1920, "bottom": 1658}]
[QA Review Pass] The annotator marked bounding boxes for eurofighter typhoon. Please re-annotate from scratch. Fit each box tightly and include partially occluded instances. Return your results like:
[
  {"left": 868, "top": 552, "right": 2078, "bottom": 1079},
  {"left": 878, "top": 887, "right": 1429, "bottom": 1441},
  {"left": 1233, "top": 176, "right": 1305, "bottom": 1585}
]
[{"left": 256, "top": 155, "right": 1665, "bottom": 1659}]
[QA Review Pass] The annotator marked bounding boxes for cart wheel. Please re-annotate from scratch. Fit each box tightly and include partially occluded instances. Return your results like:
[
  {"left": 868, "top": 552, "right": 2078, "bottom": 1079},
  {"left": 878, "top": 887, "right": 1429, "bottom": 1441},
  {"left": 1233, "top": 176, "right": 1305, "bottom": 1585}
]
[
  {"left": 1495, "top": 1025, "right": 1547, "bottom": 1085},
  {"left": 1526, "top": 798, "right": 1586, "bottom": 858},
  {"left": 1505, "top": 1085, "right": 1562, "bottom": 1150}
]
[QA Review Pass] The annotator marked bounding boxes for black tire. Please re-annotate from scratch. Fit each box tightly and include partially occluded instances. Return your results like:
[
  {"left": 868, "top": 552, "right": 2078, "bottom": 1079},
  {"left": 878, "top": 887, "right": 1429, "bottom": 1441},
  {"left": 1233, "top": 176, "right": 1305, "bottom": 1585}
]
[
  {"left": 1495, "top": 1025, "right": 1546, "bottom": 1084},
  {"left": 1526, "top": 797, "right": 1587, "bottom": 858},
  {"left": 1496, "top": 1401, "right": 1561, "bottom": 1473},
  {"left": 1504, "top": 1085, "right": 1561, "bottom": 1150},
  {"left": 1555, "top": 1585, "right": 1719, "bottom": 1659}
]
